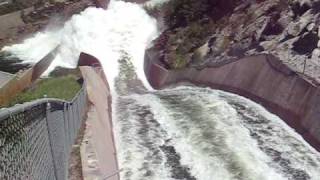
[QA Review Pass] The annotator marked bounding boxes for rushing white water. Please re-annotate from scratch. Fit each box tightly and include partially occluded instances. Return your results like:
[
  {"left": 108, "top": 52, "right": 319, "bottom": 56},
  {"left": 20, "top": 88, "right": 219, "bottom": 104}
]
[
  {"left": 2, "top": 0, "right": 157, "bottom": 89},
  {"left": 144, "top": 0, "right": 170, "bottom": 7},
  {"left": 2, "top": 1, "right": 320, "bottom": 180},
  {"left": 114, "top": 87, "right": 320, "bottom": 180}
]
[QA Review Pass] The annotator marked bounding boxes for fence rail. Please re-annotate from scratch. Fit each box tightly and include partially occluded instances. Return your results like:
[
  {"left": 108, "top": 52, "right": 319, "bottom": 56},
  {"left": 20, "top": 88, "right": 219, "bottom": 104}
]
[{"left": 0, "top": 84, "right": 87, "bottom": 180}]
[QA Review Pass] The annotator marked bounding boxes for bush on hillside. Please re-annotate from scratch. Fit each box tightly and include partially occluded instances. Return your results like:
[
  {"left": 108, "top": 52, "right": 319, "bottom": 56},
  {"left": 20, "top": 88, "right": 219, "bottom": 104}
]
[
  {"left": 164, "top": 0, "right": 211, "bottom": 28},
  {"left": 8, "top": 75, "right": 81, "bottom": 107}
]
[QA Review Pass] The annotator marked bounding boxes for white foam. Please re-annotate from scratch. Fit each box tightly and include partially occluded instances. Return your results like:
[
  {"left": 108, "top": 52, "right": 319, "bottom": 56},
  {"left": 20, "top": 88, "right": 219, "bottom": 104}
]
[
  {"left": 2, "top": 0, "right": 158, "bottom": 90},
  {"left": 4, "top": 1, "right": 320, "bottom": 179},
  {"left": 144, "top": 0, "right": 170, "bottom": 8},
  {"left": 133, "top": 91, "right": 286, "bottom": 180},
  {"left": 2, "top": 31, "right": 61, "bottom": 64},
  {"left": 113, "top": 97, "right": 173, "bottom": 180}
]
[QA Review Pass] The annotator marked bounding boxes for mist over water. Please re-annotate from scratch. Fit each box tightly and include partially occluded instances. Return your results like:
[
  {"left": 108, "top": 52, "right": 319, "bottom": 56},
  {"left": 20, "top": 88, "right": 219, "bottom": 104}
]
[
  {"left": 3, "top": 1, "right": 320, "bottom": 180},
  {"left": 2, "top": 0, "right": 157, "bottom": 89}
]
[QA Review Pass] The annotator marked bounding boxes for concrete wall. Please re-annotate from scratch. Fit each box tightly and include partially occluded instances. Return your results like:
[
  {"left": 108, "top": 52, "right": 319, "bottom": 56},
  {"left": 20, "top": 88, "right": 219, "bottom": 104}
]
[
  {"left": 78, "top": 53, "right": 119, "bottom": 180},
  {"left": 0, "top": 71, "right": 14, "bottom": 87},
  {"left": 0, "top": 46, "right": 59, "bottom": 106},
  {"left": 145, "top": 49, "right": 320, "bottom": 151},
  {"left": 0, "top": 69, "right": 33, "bottom": 106}
]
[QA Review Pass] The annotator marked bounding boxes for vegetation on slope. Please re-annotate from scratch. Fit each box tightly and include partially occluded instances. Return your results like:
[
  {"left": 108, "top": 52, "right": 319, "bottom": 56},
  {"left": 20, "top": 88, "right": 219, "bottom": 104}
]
[
  {"left": 8, "top": 75, "right": 81, "bottom": 106},
  {"left": 163, "top": 0, "right": 212, "bottom": 29},
  {"left": 151, "top": 0, "right": 242, "bottom": 69},
  {"left": 147, "top": 0, "right": 248, "bottom": 69}
]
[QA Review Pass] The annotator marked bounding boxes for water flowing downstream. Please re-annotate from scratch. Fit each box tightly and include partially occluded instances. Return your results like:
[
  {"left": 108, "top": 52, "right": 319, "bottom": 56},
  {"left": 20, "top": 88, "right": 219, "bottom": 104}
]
[
  {"left": 2, "top": 1, "right": 320, "bottom": 179},
  {"left": 114, "top": 55, "right": 320, "bottom": 180}
]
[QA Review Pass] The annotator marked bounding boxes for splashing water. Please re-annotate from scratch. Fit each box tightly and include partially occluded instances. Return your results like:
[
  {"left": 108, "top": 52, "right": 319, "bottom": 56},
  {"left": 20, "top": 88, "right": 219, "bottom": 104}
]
[
  {"left": 115, "top": 87, "right": 320, "bottom": 180},
  {"left": 3, "top": 1, "right": 320, "bottom": 180},
  {"left": 2, "top": 0, "right": 158, "bottom": 90},
  {"left": 144, "top": 0, "right": 170, "bottom": 7}
]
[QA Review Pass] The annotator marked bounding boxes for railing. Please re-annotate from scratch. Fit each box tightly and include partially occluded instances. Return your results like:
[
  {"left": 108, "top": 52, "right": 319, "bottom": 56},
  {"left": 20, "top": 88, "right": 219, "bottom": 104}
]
[{"left": 0, "top": 84, "right": 88, "bottom": 180}]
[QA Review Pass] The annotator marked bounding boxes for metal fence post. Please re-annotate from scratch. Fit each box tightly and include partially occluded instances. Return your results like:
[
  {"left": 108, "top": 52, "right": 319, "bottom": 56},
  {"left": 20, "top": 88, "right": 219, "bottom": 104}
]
[
  {"left": 45, "top": 102, "right": 59, "bottom": 180},
  {"left": 75, "top": 97, "right": 81, "bottom": 131},
  {"left": 0, "top": 84, "right": 88, "bottom": 180},
  {"left": 63, "top": 103, "right": 69, "bottom": 179},
  {"left": 70, "top": 103, "right": 75, "bottom": 144}
]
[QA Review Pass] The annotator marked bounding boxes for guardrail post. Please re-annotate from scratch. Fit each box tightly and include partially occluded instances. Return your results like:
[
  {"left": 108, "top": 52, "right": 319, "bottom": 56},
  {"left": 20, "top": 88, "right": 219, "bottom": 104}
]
[
  {"left": 75, "top": 97, "right": 80, "bottom": 131},
  {"left": 70, "top": 102, "right": 75, "bottom": 144},
  {"left": 63, "top": 103, "right": 69, "bottom": 179},
  {"left": 45, "top": 101, "right": 59, "bottom": 180}
]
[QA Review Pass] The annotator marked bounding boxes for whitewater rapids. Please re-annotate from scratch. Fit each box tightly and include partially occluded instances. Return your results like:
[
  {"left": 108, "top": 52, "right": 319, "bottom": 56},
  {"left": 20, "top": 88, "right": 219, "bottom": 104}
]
[
  {"left": 2, "top": 0, "right": 158, "bottom": 89},
  {"left": 115, "top": 86, "right": 320, "bottom": 180},
  {"left": 2, "top": 0, "right": 320, "bottom": 179}
]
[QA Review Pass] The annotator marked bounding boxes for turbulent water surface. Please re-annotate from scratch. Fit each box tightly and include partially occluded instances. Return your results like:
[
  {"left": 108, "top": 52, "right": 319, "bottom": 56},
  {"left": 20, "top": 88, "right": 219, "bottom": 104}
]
[
  {"left": 3, "top": 0, "right": 320, "bottom": 179},
  {"left": 114, "top": 55, "right": 320, "bottom": 180},
  {"left": 115, "top": 84, "right": 320, "bottom": 180}
]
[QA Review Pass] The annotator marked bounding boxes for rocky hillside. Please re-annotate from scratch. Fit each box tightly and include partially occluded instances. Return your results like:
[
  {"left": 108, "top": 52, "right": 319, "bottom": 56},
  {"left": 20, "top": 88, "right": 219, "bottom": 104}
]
[
  {"left": 0, "top": 0, "right": 95, "bottom": 73},
  {"left": 148, "top": 0, "right": 320, "bottom": 81},
  {"left": 0, "top": 0, "right": 94, "bottom": 49}
]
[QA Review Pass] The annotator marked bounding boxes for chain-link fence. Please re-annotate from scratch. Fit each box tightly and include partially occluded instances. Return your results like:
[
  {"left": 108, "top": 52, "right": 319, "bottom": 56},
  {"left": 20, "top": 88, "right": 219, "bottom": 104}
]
[{"left": 0, "top": 85, "right": 87, "bottom": 180}]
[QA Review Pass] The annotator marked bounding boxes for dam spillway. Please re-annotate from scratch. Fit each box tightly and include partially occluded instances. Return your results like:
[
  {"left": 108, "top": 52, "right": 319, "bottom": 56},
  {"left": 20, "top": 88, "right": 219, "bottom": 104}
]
[{"left": 2, "top": 0, "right": 320, "bottom": 179}]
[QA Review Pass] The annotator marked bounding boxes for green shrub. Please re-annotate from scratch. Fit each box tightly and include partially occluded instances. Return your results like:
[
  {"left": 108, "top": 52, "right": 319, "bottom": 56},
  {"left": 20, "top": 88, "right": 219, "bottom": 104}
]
[
  {"left": 173, "top": 53, "right": 188, "bottom": 69},
  {"left": 8, "top": 75, "right": 81, "bottom": 106},
  {"left": 164, "top": 21, "right": 215, "bottom": 69},
  {"left": 164, "top": 0, "right": 211, "bottom": 28}
]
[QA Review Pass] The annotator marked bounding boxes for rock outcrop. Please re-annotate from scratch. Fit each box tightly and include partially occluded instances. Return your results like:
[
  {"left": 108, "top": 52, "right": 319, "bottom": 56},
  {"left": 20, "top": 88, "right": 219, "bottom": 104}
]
[
  {"left": 145, "top": 0, "right": 320, "bottom": 151},
  {"left": 151, "top": 0, "right": 320, "bottom": 82}
]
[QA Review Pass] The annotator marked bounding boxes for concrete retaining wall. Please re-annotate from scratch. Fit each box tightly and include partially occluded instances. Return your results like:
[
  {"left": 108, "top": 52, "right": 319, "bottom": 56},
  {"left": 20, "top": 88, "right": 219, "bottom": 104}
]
[
  {"left": 0, "top": 46, "right": 58, "bottom": 106},
  {"left": 145, "top": 50, "right": 320, "bottom": 151},
  {"left": 0, "top": 68, "right": 33, "bottom": 106},
  {"left": 78, "top": 53, "right": 119, "bottom": 180},
  {"left": 0, "top": 71, "right": 14, "bottom": 87}
]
